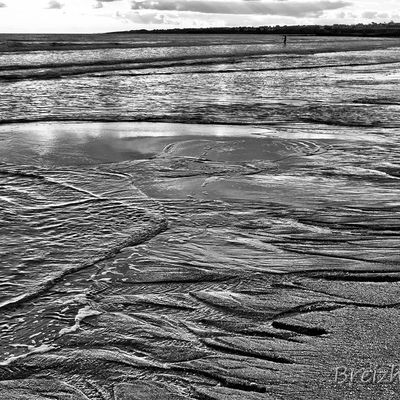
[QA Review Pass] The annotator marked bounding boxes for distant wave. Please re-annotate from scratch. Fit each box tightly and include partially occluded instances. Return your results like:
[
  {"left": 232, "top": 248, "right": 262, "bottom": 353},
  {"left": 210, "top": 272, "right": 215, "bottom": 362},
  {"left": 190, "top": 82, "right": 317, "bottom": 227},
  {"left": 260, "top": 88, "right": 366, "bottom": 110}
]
[
  {"left": 1, "top": 114, "right": 399, "bottom": 129},
  {"left": 0, "top": 116, "right": 272, "bottom": 126},
  {"left": 0, "top": 56, "right": 399, "bottom": 82},
  {"left": 0, "top": 53, "right": 245, "bottom": 72},
  {"left": 0, "top": 55, "right": 239, "bottom": 81}
]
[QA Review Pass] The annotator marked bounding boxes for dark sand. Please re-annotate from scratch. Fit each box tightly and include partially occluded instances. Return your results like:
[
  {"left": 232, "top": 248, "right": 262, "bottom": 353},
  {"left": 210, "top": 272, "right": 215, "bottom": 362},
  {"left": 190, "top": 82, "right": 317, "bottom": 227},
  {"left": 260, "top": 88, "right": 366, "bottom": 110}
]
[{"left": 1, "top": 122, "right": 400, "bottom": 399}]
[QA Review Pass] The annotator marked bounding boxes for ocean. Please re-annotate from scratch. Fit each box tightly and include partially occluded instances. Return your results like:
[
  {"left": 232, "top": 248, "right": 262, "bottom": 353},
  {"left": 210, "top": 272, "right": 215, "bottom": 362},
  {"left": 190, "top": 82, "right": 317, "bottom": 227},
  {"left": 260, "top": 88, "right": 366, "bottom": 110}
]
[{"left": 1, "top": 33, "right": 400, "bottom": 399}]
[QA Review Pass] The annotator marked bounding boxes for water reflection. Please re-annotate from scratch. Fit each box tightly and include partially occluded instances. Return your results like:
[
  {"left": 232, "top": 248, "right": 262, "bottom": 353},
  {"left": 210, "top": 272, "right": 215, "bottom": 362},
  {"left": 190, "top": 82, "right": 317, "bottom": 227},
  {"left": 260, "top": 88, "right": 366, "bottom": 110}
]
[{"left": 0, "top": 122, "right": 274, "bottom": 166}]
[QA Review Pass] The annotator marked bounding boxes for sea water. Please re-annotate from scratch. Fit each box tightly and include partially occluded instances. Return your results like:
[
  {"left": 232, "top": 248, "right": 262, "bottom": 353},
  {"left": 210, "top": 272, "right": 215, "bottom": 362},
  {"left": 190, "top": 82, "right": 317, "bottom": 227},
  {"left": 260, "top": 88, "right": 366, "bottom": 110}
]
[{"left": 0, "top": 34, "right": 400, "bottom": 381}]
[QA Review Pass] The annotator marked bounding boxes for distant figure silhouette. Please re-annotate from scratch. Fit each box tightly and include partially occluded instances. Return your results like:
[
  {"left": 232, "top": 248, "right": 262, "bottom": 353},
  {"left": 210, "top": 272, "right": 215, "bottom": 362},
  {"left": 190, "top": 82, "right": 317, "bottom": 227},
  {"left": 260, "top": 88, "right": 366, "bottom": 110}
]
[{"left": 283, "top": 35, "right": 287, "bottom": 46}]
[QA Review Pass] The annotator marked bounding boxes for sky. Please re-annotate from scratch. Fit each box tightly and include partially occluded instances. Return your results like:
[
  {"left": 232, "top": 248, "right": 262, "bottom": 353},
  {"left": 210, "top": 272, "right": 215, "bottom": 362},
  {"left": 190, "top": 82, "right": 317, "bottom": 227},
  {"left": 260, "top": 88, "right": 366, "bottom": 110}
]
[{"left": 0, "top": 0, "right": 398, "bottom": 33}]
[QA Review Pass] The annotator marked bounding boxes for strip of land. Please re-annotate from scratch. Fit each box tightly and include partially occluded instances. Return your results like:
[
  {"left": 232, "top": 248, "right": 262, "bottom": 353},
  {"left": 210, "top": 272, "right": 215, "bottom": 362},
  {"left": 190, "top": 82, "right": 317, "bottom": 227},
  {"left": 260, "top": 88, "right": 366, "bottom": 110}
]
[{"left": 110, "top": 22, "right": 400, "bottom": 37}]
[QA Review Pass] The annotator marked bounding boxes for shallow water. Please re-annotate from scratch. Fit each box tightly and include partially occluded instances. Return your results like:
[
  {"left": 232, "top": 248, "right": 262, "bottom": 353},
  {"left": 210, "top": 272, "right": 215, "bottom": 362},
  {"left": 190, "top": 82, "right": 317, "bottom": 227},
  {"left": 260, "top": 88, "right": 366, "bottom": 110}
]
[{"left": 1, "top": 34, "right": 400, "bottom": 399}]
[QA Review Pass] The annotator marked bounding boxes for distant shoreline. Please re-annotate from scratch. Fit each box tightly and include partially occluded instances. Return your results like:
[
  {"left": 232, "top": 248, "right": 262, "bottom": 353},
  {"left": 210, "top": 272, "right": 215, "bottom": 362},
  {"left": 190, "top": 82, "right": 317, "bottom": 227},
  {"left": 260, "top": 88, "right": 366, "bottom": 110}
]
[{"left": 107, "top": 22, "right": 400, "bottom": 37}]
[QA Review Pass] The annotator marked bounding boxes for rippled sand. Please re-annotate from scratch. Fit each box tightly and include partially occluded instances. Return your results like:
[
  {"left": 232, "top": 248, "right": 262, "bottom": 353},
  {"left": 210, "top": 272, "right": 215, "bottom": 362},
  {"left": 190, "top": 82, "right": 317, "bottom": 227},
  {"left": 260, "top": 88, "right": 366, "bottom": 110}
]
[
  {"left": 1, "top": 118, "right": 400, "bottom": 399},
  {"left": 1, "top": 35, "right": 400, "bottom": 399}
]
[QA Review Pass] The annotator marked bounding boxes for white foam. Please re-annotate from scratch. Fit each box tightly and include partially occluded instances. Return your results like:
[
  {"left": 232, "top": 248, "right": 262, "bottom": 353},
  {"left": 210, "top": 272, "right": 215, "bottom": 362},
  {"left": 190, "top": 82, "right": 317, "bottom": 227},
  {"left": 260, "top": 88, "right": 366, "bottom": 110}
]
[
  {"left": 59, "top": 305, "right": 102, "bottom": 336},
  {"left": 0, "top": 344, "right": 56, "bottom": 366}
]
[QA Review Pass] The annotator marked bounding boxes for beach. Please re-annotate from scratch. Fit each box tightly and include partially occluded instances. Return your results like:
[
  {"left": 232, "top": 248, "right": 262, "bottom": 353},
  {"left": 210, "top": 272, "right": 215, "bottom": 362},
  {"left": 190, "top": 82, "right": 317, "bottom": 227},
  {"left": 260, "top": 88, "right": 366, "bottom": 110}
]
[{"left": 1, "top": 34, "right": 400, "bottom": 399}]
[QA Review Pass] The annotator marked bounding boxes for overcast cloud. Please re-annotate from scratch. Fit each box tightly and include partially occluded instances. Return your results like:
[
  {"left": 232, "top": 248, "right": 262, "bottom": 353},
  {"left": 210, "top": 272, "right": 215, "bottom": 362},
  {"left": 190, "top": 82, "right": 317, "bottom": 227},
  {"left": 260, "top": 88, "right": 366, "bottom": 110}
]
[
  {"left": 131, "top": 0, "right": 351, "bottom": 17},
  {"left": 46, "top": 0, "right": 64, "bottom": 9},
  {"left": 0, "top": 0, "right": 397, "bottom": 33}
]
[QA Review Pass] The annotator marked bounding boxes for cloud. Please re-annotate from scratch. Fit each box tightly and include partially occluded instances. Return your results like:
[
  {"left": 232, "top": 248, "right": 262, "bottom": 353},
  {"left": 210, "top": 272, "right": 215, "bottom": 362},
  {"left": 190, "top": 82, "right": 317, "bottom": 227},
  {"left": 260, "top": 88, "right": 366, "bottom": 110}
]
[
  {"left": 117, "top": 9, "right": 231, "bottom": 27},
  {"left": 377, "top": 12, "right": 389, "bottom": 18},
  {"left": 362, "top": 11, "right": 376, "bottom": 18},
  {"left": 46, "top": 0, "right": 64, "bottom": 9},
  {"left": 0, "top": 2, "right": 6, "bottom": 7},
  {"left": 130, "top": 0, "right": 351, "bottom": 17},
  {"left": 94, "top": 0, "right": 121, "bottom": 9},
  {"left": 362, "top": 10, "right": 390, "bottom": 19}
]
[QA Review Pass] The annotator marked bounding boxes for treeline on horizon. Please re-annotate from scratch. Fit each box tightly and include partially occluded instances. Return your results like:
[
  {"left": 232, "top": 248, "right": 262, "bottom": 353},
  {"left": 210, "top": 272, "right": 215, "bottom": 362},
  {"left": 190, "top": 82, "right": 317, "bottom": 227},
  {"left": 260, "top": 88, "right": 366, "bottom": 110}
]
[{"left": 110, "top": 22, "right": 400, "bottom": 37}]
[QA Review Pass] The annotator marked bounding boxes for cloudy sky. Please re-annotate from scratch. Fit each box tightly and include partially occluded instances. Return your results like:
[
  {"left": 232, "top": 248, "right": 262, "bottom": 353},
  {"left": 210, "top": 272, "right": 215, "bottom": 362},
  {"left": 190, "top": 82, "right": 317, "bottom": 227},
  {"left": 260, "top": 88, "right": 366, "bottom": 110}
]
[{"left": 0, "top": 0, "right": 398, "bottom": 33}]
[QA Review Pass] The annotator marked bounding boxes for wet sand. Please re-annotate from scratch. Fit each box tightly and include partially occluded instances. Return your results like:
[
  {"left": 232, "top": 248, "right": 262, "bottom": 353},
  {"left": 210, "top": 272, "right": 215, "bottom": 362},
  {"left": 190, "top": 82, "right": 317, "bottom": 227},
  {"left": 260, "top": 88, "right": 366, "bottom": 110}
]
[
  {"left": 1, "top": 31, "right": 400, "bottom": 400},
  {"left": 1, "top": 121, "right": 400, "bottom": 399}
]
